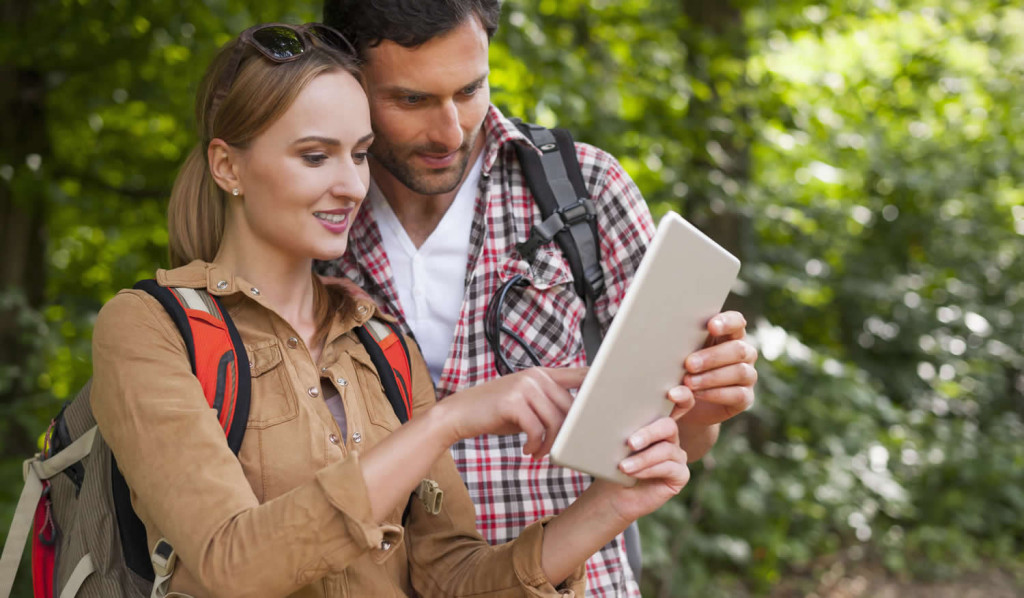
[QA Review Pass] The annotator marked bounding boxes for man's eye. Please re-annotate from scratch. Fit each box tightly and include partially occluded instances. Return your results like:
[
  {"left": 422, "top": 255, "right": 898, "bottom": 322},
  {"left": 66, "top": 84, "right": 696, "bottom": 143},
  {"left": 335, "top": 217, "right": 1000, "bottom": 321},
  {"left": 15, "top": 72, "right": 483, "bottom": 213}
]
[
  {"left": 462, "top": 83, "right": 481, "bottom": 96},
  {"left": 302, "top": 153, "right": 328, "bottom": 166},
  {"left": 401, "top": 94, "right": 425, "bottom": 105}
]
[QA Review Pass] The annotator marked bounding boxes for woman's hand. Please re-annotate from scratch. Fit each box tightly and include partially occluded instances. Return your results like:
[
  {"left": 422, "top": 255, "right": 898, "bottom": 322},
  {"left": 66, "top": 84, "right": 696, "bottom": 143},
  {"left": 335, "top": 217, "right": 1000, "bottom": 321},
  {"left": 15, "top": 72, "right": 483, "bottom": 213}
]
[
  {"left": 591, "top": 417, "right": 692, "bottom": 524},
  {"left": 434, "top": 367, "right": 588, "bottom": 458}
]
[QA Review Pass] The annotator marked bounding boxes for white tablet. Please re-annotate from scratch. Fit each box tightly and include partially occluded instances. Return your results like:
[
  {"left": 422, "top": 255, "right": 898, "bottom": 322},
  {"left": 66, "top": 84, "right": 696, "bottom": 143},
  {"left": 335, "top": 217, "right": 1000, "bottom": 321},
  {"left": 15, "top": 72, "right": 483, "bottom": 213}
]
[{"left": 549, "top": 211, "right": 741, "bottom": 485}]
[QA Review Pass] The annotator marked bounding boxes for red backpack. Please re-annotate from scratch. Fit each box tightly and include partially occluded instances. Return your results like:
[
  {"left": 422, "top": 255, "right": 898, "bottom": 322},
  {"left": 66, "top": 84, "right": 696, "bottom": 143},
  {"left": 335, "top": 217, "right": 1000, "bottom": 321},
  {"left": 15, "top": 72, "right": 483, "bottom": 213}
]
[{"left": 0, "top": 280, "right": 413, "bottom": 598}]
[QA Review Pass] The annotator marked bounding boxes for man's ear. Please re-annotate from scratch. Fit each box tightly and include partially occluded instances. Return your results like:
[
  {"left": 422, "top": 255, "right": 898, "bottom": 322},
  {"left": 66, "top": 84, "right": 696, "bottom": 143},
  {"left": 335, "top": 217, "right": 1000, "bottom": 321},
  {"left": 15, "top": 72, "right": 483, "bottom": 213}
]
[{"left": 208, "top": 139, "right": 243, "bottom": 196}]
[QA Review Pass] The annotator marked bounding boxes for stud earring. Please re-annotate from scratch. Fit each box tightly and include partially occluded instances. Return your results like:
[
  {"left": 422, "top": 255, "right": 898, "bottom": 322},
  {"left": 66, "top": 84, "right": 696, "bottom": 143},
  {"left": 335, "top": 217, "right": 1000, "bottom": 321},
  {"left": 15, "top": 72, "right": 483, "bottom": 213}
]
[{"left": 231, "top": 188, "right": 240, "bottom": 196}]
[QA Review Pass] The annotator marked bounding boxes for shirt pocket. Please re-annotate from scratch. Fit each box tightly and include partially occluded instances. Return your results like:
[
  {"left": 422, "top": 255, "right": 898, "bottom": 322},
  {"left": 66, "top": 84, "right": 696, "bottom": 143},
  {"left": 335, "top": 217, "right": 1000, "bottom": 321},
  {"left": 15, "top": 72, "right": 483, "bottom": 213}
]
[
  {"left": 244, "top": 339, "right": 299, "bottom": 428},
  {"left": 349, "top": 349, "right": 405, "bottom": 433},
  {"left": 493, "top": 247, "right": 585, "bottom": 370}
]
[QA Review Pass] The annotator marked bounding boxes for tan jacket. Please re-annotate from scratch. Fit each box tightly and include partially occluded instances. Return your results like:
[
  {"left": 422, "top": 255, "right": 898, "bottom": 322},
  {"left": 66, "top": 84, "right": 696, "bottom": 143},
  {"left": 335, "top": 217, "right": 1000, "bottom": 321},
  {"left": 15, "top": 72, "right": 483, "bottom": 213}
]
[{"left": 90, "top": 260, "right": 584, "bottom": 598}]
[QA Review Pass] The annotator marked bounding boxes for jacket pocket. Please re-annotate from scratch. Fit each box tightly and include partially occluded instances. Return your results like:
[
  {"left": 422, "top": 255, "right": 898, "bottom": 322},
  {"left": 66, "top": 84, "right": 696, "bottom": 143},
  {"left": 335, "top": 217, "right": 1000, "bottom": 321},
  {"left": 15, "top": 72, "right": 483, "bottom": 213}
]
[
  {"left": 244, "top": 339, "right": 299, "bottom": 428},
  {"left": 493, "top": 247, "right": 585, "bottom": 370},
  {"left": 350, "top": 349, "right": 404, "bottom": 433}
]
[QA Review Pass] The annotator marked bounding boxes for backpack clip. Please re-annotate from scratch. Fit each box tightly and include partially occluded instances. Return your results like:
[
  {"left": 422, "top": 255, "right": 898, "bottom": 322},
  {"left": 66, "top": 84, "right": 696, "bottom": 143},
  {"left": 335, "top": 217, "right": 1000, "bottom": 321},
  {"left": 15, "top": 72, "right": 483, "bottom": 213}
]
[
  {"left": 516, "top": 198, "right": 597, "bottom": 263},
  {"left": 415, "top": 479, "right": 444, "bottom": 515},
  {"left": 150, "top": 538, "right": 177, "bottom": 578}
]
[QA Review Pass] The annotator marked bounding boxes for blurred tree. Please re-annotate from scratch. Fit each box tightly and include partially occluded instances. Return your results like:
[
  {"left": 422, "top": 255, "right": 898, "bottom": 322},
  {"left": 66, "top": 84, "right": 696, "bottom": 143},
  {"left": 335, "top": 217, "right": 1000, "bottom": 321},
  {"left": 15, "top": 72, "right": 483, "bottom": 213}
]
[{"left": 1, "top": 1, "right": 1022, "bottom": 597}]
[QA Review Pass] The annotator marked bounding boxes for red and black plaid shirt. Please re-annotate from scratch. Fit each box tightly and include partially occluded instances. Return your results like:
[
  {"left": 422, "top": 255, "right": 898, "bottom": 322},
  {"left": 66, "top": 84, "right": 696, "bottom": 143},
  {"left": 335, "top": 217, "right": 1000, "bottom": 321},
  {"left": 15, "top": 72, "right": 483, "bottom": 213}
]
[{"left": 318, "top": 106, "right": 655, "bottom": 596}]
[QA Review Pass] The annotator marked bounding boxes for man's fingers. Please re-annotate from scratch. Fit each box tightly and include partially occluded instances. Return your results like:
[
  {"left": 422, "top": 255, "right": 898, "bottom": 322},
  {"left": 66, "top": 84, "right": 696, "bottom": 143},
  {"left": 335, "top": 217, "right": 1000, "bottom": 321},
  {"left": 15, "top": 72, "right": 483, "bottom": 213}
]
[
  {"left": 619, "top": 440, "right": 684, "bottom": 474},
  {"left": 667, "top": 386, "right": 695, "bottom": 420},
  {"left": 685, "top": 339, "right": 758, "bottom": 374},
  {"left": 707, "top": 310, "right": 747, "bottom": 338},
  {"left": 685, "top": 362, "right": 758, "bottom": 392},
  {"left": 690, "top": 386, "right": 756, "bottom": 415},
  {"left": 627, "top": 417, "right": 680, "bottom": 452}
]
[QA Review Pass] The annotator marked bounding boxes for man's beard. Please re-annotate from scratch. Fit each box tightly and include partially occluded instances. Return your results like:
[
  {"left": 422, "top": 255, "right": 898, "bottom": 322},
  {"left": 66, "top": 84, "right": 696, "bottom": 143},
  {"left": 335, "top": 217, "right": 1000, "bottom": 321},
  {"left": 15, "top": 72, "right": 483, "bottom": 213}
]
[{"left": 369, "top": 135, "right": 477, "bottom": 196}]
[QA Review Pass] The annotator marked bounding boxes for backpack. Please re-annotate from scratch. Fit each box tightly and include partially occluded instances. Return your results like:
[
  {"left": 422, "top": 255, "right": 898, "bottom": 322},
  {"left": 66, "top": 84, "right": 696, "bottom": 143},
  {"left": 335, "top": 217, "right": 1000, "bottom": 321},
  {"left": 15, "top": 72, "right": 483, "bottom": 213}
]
[
  {"left": 510, "top": 120, "right": 644, "bottom": 580},
  {"left": 0, "top": 279, "right": 414, "bottom": 598}
]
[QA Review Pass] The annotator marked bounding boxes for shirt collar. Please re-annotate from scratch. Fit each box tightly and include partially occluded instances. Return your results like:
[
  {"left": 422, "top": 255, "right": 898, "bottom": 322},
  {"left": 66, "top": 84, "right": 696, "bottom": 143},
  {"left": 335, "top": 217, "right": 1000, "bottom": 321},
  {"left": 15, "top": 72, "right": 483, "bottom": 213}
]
[
  {"left": 480, "top": 104, "right": 541, "bottom": 177},
  {"left": 156, "top": 259, "right": 392, "bottom": 329}
]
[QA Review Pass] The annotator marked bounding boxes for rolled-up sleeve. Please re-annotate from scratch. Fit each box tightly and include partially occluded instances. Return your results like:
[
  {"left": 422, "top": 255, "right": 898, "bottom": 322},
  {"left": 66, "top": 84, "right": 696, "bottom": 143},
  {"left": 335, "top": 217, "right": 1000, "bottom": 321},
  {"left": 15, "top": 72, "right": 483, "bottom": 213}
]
[
  {"left": 91, "top": 290, "right": 400, "bottom": 598},
  {"left": 401, "top": 340, "right": 587, "bottom": 597}
]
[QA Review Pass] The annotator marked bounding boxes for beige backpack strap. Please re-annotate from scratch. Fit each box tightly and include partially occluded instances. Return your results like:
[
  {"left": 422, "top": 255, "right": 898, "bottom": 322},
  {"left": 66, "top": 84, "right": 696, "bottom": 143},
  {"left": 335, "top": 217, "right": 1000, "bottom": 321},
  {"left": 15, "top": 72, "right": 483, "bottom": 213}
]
[
  {"left": 58, "top": 553, "right": 96, "bottom": 598},
  {"left": 0, "top": 426, "right": 98, "bottom": 597},
  {"left": 150, "top": 538, "right": 177, "bottom": 598},
  {"left": 0, "top": 456, "right": 44, "bottom": 597}
]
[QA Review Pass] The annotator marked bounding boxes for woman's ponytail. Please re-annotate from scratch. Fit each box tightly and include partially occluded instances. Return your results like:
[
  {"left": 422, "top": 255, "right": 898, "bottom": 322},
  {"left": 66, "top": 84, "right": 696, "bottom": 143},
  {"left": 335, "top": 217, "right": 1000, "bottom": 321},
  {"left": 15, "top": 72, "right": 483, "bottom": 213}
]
[{"left": 167, "top": 144, "right": 225, "bottom": 268}]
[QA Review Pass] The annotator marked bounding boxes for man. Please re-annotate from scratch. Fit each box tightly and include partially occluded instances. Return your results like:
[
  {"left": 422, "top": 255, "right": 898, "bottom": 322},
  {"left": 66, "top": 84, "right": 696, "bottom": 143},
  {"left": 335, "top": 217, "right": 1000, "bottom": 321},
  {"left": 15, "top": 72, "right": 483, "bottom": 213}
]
[{"left": 318, "top": 1, "right": 758, "bottom": 595}]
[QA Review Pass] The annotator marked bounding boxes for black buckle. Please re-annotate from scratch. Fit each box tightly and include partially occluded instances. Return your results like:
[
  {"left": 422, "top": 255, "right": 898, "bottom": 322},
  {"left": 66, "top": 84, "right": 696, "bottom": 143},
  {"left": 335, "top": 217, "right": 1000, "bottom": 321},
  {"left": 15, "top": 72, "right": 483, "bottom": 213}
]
[{"left": 516, "top": 198, "right": 596, "bottom": 262}]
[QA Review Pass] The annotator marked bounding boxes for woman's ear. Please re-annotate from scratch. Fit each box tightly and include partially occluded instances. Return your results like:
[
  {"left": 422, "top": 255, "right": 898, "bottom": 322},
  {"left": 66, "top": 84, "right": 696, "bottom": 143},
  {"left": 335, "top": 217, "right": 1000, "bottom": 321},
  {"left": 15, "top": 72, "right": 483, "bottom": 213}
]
[{"left": 208, "top": 139, "right": 243, "bottom": 196}]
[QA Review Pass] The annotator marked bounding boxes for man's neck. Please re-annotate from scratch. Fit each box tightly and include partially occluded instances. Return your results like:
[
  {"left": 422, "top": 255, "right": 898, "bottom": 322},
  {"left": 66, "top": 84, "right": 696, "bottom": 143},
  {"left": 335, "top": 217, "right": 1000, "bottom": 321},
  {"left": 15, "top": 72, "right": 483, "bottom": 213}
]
[{"left": 371, "top": 135, "right": 485, "bottom": 248}]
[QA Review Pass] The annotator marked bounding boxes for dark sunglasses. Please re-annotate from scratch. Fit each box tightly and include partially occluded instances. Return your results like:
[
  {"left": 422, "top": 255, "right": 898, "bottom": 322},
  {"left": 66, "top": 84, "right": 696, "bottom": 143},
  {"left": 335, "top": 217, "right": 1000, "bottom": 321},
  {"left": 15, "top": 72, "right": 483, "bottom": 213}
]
[
  {"left": 210, "top": 23, "right": 356, "bottom": 126},
  {"left": 484, "top": 274, "right": 544, "bottom": 376}
]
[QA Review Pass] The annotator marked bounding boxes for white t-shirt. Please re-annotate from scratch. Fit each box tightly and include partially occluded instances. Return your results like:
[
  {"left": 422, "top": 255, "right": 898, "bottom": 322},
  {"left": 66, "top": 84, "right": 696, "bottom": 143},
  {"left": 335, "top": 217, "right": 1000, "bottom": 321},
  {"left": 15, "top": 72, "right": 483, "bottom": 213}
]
[{"left": 371, "top": 154, "right": 483, "bottom": 384}]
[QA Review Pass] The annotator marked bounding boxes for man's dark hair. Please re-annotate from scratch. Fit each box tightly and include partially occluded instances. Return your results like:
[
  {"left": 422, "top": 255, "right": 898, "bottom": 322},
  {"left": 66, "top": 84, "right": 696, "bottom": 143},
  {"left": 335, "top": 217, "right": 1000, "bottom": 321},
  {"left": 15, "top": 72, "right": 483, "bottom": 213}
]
[{"left": 323, "top": 0, "right": 502, "bottom": 56}]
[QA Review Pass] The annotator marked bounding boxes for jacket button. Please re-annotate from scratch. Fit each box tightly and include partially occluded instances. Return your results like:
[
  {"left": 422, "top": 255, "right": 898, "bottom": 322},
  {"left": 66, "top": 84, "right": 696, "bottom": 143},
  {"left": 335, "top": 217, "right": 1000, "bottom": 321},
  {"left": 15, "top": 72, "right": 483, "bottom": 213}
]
[
  {"left": 336, "top": 377, "right": 348, "bottom": 386},
  {"left": 307, "top": 387, "right": 320, "bottom": 398},
  {"left": 328, "top": 433, "right": 339, "bottom": 445},
  {"left": 352, "top": 432, "right": 362, "bottom": 443},
  {"left": 216, "top": 280, "right": 229, "bottom": 290},
  {"left": 287, "top": 337, "right": 299, "bottom": 349}
]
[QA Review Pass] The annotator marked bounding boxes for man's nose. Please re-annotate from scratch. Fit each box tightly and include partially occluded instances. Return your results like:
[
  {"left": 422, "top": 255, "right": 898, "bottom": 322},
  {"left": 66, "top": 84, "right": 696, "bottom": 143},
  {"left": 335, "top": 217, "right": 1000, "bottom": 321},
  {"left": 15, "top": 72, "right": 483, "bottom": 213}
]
[{"left": 426, "top": 100, "right": 464, "bottom": 151}]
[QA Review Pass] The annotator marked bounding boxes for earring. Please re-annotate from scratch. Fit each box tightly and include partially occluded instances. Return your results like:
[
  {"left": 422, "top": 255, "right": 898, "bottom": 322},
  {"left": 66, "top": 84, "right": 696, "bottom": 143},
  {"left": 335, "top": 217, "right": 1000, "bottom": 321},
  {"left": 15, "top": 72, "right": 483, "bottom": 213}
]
[{"left": 231, "top": 188, "right": 240, "bottom": 196}]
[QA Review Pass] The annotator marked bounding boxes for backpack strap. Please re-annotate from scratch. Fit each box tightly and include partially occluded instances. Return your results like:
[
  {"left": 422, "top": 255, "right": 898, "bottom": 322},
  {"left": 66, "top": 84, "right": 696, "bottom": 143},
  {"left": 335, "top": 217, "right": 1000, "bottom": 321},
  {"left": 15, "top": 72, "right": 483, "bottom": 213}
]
[
  {"left": 511, "top": 120, "right": 605, "bottom": 364},
  {"left": 112, "top": 280, "right": 252, "bottom": 588},
  {"left": 354, "top": 318, "right": 414, "bottom": 424},
  {"left": 133, "top": 280, "right": 251, "bottom": 450}
]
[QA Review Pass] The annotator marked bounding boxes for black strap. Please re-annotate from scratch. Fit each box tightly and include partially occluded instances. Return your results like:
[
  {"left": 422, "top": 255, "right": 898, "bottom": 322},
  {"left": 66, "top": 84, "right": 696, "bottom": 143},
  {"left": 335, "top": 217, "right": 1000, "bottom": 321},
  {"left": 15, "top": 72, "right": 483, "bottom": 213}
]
[
  {"left": 111, "top": 279, "right": 252, "bottom": 582},
  {"left": 354, "top": 320, "right": 411, "bottom": 425},
  {"left": 511, "top": 120, "right": 605, "bottom": 363}
]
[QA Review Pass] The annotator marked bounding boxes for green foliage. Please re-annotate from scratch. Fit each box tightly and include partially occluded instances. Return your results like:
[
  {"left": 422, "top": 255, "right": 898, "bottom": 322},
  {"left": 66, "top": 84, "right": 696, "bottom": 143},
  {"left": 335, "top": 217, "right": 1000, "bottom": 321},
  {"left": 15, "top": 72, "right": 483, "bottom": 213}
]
[{"left": 1, "top": 0, "right": 1022, "bottom": 596}]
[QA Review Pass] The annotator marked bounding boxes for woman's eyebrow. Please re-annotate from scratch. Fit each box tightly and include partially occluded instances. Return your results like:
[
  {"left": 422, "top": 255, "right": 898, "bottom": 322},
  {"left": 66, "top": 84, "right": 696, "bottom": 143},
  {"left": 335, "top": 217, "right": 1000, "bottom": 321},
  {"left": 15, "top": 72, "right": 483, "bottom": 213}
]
[{"left": 293, "top": 135, "right": 341, "bottom": 146}]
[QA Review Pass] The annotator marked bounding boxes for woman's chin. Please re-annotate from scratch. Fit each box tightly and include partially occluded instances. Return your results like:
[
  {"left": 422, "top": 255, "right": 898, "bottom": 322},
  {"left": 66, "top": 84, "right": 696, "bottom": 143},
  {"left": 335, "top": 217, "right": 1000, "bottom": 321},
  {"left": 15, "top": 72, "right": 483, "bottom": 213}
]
[{"left": 311, "top": 243, "right": 349, "bottom": 263}]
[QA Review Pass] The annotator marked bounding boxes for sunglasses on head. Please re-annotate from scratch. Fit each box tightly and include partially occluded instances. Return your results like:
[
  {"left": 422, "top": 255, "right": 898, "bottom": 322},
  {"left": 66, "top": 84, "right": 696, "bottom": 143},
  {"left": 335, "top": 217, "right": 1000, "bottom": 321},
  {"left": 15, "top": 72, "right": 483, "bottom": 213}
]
[{"left": 210, "top": 23, "right": 356, "bottom": 126}]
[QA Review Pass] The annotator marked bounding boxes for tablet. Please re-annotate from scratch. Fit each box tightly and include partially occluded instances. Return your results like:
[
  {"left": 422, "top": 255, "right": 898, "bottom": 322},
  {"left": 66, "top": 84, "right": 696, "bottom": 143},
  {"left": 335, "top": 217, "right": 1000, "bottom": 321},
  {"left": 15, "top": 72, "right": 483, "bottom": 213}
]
[{"left": 549, "top": 211, "right": 741, "bottom": 485}]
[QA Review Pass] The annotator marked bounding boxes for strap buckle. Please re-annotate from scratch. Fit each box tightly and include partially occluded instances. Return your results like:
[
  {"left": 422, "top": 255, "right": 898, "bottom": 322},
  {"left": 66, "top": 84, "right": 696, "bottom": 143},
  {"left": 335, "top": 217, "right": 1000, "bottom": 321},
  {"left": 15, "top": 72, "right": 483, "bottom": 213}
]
[
  {"left": 516, "top": 198, "right": 597, "bottom": 262},
  {"left": 415, "top": 479, "right": 444, "bottom": 515},
  {"left": 151, "top": 538, "right": 177, "bottom": 578}
]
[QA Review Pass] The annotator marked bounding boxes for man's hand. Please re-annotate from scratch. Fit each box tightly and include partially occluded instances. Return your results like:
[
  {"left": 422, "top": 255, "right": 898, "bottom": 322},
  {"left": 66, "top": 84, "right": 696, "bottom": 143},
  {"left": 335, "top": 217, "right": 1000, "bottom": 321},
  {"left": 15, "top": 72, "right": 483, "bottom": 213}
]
[{"left": 664, "top": 310, "right": 758, "bottom": 460}]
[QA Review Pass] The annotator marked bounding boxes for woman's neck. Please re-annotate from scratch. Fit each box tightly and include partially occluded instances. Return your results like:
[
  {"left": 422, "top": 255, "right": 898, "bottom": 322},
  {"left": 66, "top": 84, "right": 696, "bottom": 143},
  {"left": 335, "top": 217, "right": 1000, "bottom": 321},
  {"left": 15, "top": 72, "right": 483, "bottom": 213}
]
[{"left": 213, "top": 234, "right": 320, "bottom": 355}]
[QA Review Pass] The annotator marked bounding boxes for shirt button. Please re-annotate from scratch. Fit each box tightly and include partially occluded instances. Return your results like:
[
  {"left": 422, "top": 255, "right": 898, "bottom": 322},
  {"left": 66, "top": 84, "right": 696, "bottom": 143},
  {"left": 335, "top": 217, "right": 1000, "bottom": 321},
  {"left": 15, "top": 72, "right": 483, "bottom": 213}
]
[
  {"left": 216, "top": 280, "right": 229, "bottom": 290},
  {"left": 352, "top": 432, "right": 362, "bottom": 443},
  {"left": 250, "top": 287, "right": 260, "bottom": 296},
  {"left": 380, "top": 540, "right": 391, "bottom": 551},
  {"left": 287, "top": 337, "right": 299, "bottom": 349},
  {"left": 307, "top": 387, "right": 320, "bottom": 398},
  {"left": 329, "top": 433, "right": 339, "bottom": 445},
  {"left": 336, "top": 377, "right": 348, "bottom": 386}
]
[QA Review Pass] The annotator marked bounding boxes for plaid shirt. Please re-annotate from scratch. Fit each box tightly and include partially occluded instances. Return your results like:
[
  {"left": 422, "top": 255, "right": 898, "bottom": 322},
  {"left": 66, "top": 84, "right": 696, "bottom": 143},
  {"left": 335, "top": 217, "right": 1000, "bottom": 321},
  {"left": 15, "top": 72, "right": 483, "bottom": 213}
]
[{"left": 318, "top": 106, "right": 655, "bottom": 596}]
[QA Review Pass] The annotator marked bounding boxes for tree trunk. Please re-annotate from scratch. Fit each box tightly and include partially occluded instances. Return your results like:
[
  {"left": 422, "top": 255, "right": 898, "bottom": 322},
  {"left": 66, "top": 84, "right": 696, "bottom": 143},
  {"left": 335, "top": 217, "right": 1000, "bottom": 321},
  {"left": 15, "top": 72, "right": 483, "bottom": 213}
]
[{"left": 0, "top": 0, "right": 49, "bottom": 458}]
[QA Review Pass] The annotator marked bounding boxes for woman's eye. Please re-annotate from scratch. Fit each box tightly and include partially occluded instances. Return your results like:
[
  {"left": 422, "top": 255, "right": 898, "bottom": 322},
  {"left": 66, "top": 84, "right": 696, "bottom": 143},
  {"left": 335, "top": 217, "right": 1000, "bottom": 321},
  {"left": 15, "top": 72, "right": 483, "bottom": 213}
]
[
  {"left": 353, "top": 152, "right": 369, "bottom": 164},
  {"left": 302, "top": 153, "right": 328, "bottom": 166}
]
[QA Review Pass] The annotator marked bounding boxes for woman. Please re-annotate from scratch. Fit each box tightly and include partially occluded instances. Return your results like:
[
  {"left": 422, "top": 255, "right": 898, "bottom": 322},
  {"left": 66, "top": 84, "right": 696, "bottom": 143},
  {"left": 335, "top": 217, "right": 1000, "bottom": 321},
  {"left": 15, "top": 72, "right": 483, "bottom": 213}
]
[{"left": 91, "top": 23, "right": 691, "bottom": 597}]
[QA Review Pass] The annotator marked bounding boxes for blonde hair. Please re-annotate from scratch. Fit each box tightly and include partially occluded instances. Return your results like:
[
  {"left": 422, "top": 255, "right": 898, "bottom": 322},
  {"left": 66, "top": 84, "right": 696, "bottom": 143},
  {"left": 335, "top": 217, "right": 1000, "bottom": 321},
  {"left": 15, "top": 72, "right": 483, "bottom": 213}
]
[{"left": 168, "top": 34, "right": 360, "bottom": 268}]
